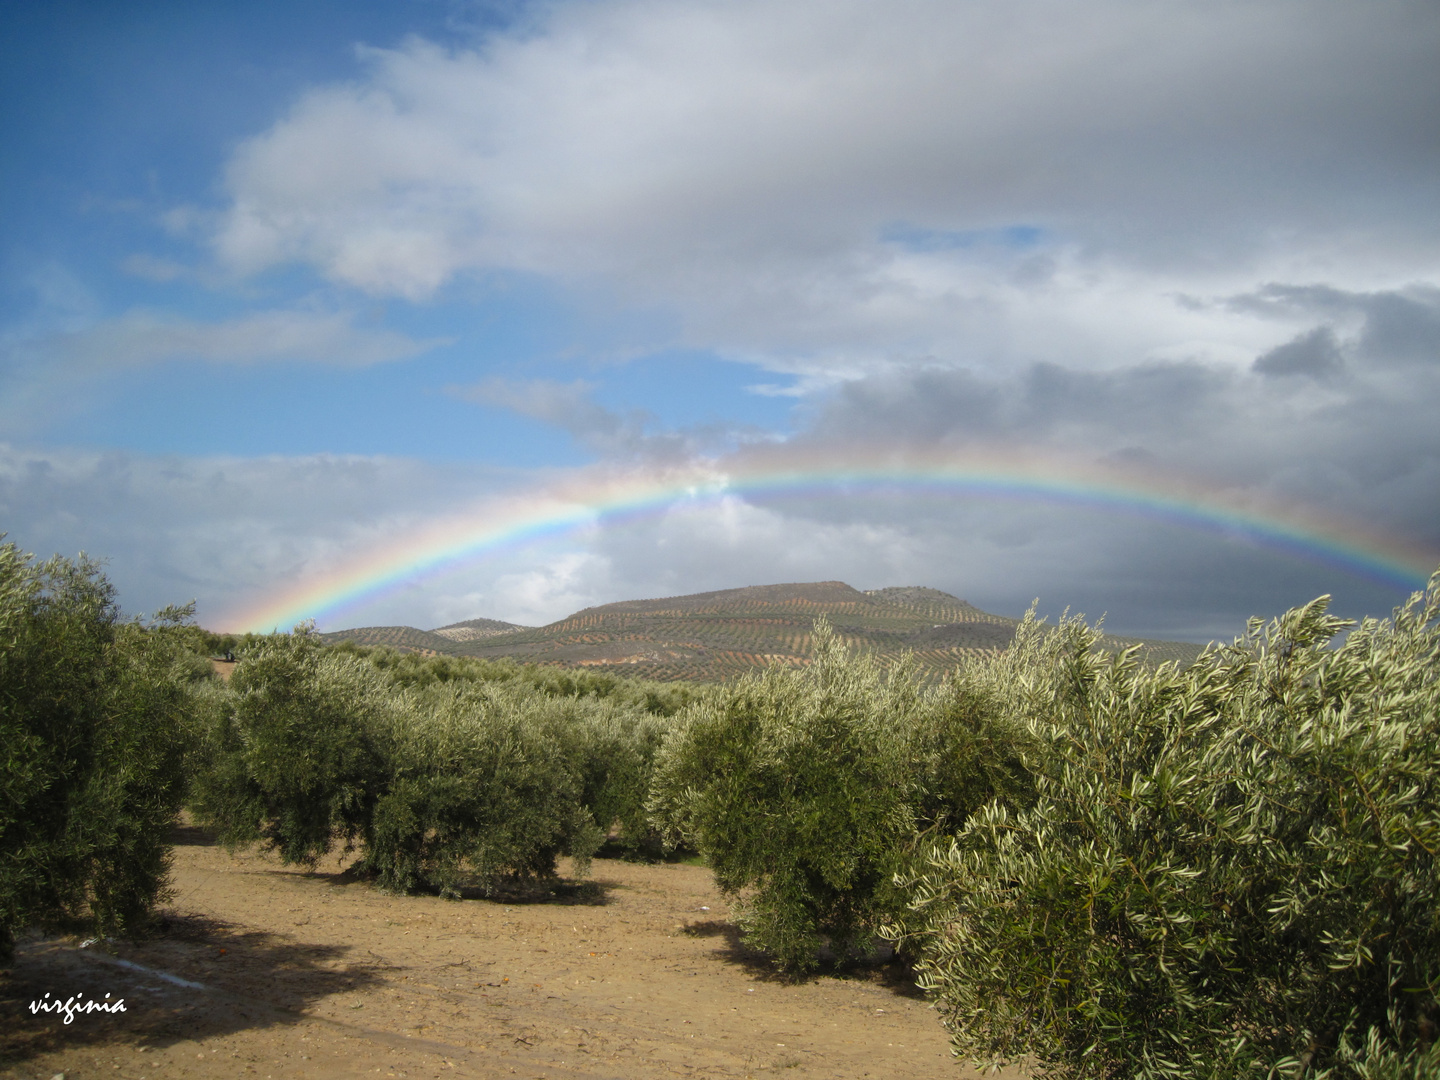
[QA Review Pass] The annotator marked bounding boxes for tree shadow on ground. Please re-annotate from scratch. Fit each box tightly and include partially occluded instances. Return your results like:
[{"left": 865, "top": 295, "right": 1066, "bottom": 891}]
[
  {"left": 233, "top": 834, "right": 619, "bottom": 907},
  {"left": 0, "top": 910, "right": 392, "bottom": 1071},
  {"left": 272, "top": 863, "right": 619, "bottom": 906},
  {"left": 681, "top": 918, "right": 928, "bottom": 998},
  {"left": 169, "top": 822, "right": 217, "bottom": 847}
]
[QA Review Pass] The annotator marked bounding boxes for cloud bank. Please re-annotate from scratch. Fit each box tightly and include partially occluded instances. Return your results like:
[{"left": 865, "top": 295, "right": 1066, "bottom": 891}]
[{"left": 212, "top": 0, "right": 1440, "bottom": 370}]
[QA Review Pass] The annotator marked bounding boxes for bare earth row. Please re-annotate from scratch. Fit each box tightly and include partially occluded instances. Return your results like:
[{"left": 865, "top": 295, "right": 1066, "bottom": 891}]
[{"left": 1, "top": 827, "right": 1021, "bottom": 1080}]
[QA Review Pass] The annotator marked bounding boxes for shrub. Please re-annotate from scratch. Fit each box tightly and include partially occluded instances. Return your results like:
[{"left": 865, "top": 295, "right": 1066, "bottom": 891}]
[
  {"left": 560, "top": 706, "right": 672, "bottom": 859},
  {"left": 346, "top": 644, "right": 689, "bottom": 866},
  {"left": 649, "top": 618, "right": 1030, "bottom": 972},
  {"left": 192, "top": 635, "right": 676, "bottom": 893},
  {"left": 330, "top": 642, "right": 697, "bottom": 715},
  {"left": 902, "top": 648, "right": 1038, "bottom": 838},
  {"left": 0, "top": 544, "right": 191, "bottom": 961},
  {"left": 897, "top": 577, "right": 1440, "bottom": 1079},
  {"left": 189, "top": 630, "right": 390, "bottom": 864},
  {"left": 364, "top": 683, "right": 605, "bottom": 894}
]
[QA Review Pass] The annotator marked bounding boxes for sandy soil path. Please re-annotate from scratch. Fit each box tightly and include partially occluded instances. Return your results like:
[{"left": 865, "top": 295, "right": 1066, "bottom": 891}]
[{"left": 2, "top": 826, "right": 1023, "bottom": 1080}]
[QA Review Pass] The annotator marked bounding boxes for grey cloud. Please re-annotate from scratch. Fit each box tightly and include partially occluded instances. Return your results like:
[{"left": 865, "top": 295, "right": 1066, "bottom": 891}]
[
  {"left": 802, "top": 348, "right": 1440, "bottom": 546},
  {"left": 1253, "top": 327, "right": 1344, "bottom": 378},
  {"left": 441, "top": 345, "right": 1440, "bottom": 639},
  {"left": 759, "top": 349, "right": 1440, "bottom": 637},
  {"left": 0, "top": 444, "right": 518, "bottom": 628},
  {"left": 1357, "top": 290, "right": 1440, "bottom": 366},
  {"left": 1020, "top": 362, "right": 1229, "bottom": 433},
  {"left": 453, "top": 377, "right": 683, "bottom": 459},
  {"left": 584, "top": 475, "right": 1425, "bottom": 644},
  {"left": 1225, "top": 284, "right": 1357, "bottom": 318},
  {"left": 811, "top": 358, "right": 1233, "bottom": 447},
  {"left": 1230, "top": 284, "right": 1440, "bottom": 369},
  {"left": 2, "top": 430, "right": 1432, "bottom": 645},
  {"left": 813, "top": 367, "right": 1004, "bottom": 443}
]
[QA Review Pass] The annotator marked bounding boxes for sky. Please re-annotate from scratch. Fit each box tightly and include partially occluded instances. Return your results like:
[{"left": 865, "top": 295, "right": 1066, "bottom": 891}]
[{"left": 2, "top": 0, "right": 1438, "bottom": 642}]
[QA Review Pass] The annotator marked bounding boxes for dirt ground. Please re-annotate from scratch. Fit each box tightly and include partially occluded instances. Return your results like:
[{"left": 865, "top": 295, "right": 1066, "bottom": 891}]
[{"left": 1, "top": 827, "right": 1025, "bottom": 1080}]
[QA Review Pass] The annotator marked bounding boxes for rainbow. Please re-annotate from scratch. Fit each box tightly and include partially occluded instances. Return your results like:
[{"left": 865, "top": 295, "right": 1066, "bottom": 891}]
[{"left": 222, "top": 449, "right": 1438, "bottom": 632}]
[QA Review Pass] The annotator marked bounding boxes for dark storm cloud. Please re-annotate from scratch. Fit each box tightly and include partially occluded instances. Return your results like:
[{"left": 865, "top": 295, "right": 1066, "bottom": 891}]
[
  {"left": 1253, "top": 327, "right": 1344, "bottom": 379},
  {"left": 1357, "top": 291, "right": 1440, "bottom": 367},
  {"left": 802, "top": 318, "right": 1440, "bottom": 550},
  {"left": 771, "top": 342, "right": 1440, "bottom": 637},
  {"left": 1229, "top": 284, "right": 1440, "bottom": 369},
  {"left": 809, "top": 359, "right": 1232, "bottom": 448}
]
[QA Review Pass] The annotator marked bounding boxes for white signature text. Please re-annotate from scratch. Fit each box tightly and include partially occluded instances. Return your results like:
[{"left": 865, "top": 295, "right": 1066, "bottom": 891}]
[{"left": 29, "top": 991, "right": 127, "bottom": 1024}]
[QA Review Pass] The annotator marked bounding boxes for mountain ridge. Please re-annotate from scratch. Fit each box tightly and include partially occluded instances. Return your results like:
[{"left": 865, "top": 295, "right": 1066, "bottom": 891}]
[{"left": 318, "top": 580, "right": 1204, "bottom": 680}]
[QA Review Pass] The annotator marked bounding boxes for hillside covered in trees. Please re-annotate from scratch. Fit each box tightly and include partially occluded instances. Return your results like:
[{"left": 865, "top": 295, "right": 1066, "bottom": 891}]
[{"left": 320, "top": 581, "right": 1205, "bottom": 681}]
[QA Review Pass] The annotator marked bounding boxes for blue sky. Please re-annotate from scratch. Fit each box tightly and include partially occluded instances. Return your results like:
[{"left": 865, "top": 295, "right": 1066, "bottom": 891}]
[
  {"left": 3, "top": 0, "right": 1438, "bottom": 638},
  {"left": 1, "top": 0, "right": 793, "bottom": 463}
]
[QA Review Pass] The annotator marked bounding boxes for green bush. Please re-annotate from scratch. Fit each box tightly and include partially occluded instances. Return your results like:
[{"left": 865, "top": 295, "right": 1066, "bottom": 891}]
[
  {"left": 897, "top": 577, "right": 1440, "bottom": 1079},
  {"left": 559, "top": 706, "right": 671, "bottom": 859},
  {"left": 329, "top": 641, "right": 697, "bottom": 715},
  {"left": 189, "top": 630, "right": 390, "bottom": 864},
  {"left": 364, "top": 684, "right": 607, "bottom": 894},
  {"left": 648, "top": 618, "right": 1030, "bottom": 972},
  {"left": 192, "top": 634, "right": 682, "bottom": 893},
  {"left": 0, "top": 544, "right": 192, "bottom": 961}
]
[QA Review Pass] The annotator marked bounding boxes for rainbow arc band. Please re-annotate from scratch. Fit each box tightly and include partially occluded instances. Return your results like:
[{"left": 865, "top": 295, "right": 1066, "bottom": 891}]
[{"left": 225, "top": 457, "right": 1437, "bottom": 633}]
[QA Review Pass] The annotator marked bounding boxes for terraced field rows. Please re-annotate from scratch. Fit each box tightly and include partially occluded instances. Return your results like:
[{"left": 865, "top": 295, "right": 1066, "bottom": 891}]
[
  {"left": 323, "top": 581, "right": 1206, "bottom": 683},
  {"left": 318, "top": 625, "right": 464, "bottom": 653}
]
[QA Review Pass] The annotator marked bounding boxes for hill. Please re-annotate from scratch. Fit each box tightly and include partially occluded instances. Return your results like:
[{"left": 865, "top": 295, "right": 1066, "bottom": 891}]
[
  {"left": 431, "top": 616, "right": 533, "bottom": 642},
  {"left": 319, "top": 581, "right": 1206, "bottom": 682},
  {"left": 314, "top": 624, "right": 463, "bottom": 655}
]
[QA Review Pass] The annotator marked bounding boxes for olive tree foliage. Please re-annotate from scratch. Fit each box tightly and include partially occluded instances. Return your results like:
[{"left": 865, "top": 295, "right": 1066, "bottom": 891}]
[
  {"left": 364, "top": 684, "right": 624, "bottom": 895},
  {"left": 191, "top": 634, "right": 674, "bottom": 894},
  {"left": 329, "top": 644, "right": 680, "bottom": 860},
  {"left": 895, "top": 576, "right": 1440, "bottom": 1080},
  {"left": 562, "top": 705, "right": 673, "bottom": 859},
  {"left": 648, "top": 618, "right": 1032, "bottom": 972},
  {"left": 333, "top": 643, "right": 697, "bottom": 716},
  {"left": 0, "top": 543, "right": 193, "bottom": 962},
  {"left": 188, "top": 627, "right": 390, "bottom": 865}
]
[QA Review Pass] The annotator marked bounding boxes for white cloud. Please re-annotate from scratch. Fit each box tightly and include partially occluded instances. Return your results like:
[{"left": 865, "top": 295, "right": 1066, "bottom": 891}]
[
  {"left": 451, "top": 376, "right": 770, "bottom": 460},
  {"left": 120, "top": 254, "right": 189, "bottom": 283},
  {"left": 211, "top": 0, "right": 1440, "bottom": 370},
  {"left": 478, "top": 552, "right": 615, "bottom": 628}
]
